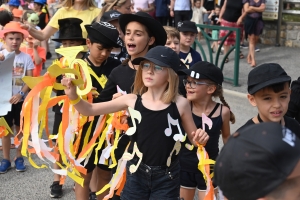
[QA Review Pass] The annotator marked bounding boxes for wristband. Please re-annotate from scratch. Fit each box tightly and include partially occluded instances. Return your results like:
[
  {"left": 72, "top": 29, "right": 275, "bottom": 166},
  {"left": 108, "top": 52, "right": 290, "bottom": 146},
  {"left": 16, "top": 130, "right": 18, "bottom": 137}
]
[{"left": 70, "top": 96, "right": 81, "bottom": 105}]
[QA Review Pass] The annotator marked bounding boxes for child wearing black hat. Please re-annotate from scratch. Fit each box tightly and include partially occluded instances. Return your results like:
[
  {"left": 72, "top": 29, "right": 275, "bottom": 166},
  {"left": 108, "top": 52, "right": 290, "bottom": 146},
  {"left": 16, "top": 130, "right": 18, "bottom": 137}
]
[
  {"left": 178, "top": 21, "right": 202, "bottom": 68},
  {"left": 61, "top": 46, "right": 209, "bottom": 200},
  {"left": 177, "top": 61, "right": 234, "bottom": 200},
  {"left": 236, "top": 63, "right": 300, "bottom": 138}
]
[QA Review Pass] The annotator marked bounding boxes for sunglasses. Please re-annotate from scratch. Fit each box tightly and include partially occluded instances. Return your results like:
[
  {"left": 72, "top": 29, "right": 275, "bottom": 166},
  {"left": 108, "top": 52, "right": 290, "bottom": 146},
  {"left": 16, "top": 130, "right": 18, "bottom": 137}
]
[{"left": 141, "top": 61, "right": 164, "bottom": 74}]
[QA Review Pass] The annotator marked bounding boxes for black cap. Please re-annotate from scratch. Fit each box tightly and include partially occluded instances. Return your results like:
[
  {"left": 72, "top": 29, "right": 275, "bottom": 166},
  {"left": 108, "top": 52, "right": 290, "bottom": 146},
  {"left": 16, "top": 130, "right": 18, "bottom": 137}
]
[
  {"left": 132, "top": 46, "right": 181, "bottom": 73},
  {"left": 177, "top": 21, "right": 198, "bottom": 33},
  {"left": 248, "top": 63, "right": 291, "bottom": 94},
  {"left": 177, "top": 61, "right": 223, "bottom": 85},
  {"left": 100, "top": 10, "right": 121, "bottom": 23},
  {"left": 215, "top": 122, "right": 300, "bottom": 200},
  {"left": 52, "top": 18, "right": 86, "bottom": 44},
  {"left": 119, "top": 12, "right": 167, "bottom": 46},
  {"left": 85, "top": 21, "right": 120, "bottom": 48}
]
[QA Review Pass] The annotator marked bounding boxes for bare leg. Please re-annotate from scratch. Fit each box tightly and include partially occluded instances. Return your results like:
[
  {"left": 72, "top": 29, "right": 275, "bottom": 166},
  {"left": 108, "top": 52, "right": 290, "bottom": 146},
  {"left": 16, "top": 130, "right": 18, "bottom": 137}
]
[
  {"left": 2, "top": 134, "right": 11, "bottom": 160},
  {"left": 90, "top": 167, "right": 98, "bottom": 192},
  {"left": 249, "top": 34, "right": 256, "bottom": 67},
  {"left": 96, "top": 168, "right": 112, "bottom": 200},
  {"left": 75, "top": 171, "right": 92, "bottom": 200},
  {"left": 180, "top": 187, "right": 196, "bottom": 200}
]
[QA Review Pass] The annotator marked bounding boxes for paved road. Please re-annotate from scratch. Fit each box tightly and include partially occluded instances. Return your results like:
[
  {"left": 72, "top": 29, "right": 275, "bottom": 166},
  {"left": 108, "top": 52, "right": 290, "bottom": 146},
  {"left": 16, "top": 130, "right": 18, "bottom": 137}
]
[{"left": 0, "top": 41, "right": 298, "bottom": 199}]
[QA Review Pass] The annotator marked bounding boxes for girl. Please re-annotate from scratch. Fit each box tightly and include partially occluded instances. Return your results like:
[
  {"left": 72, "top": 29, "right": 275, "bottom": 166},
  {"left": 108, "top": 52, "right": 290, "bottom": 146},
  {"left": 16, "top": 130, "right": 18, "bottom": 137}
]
[
  {"left": 178, "top": 61, "right": 235, "bottom": 200},
  {"left": 243, "top": 0, "right": 265, "bottom": 67},
  {"left": 96, "top": 0, "right": 132, "bottom": 21},
  {"left": 61, "top": 46, "right": 209, "bottom": 199}
]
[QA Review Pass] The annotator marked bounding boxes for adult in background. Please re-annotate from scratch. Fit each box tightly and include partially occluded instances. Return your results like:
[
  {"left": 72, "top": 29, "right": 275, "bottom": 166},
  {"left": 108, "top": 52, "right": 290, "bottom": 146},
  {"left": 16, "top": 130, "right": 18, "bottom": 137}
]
[
  {"left": 202, "top": 0, "right": 214, "bottom": 25},
  {"left": 218, "top": 0, "right": 245, "bottom": 63},
  {"left": 95, "top": 0, "right": 132, "bottom": 22},
  {"left": 170, "top": 0, "right": 193, "bottom": 27},
  {"left": 154, "top": 0, "right": 170, "bottom": 25},
  {"left": 243, "top": 0, "right": 265, "bottom": 67},
  {"left": 20, "top": 0, "right": 100, "bottom": 41},
  {"left": 131, "top": 0, "right": 155, "bottom": 14}
]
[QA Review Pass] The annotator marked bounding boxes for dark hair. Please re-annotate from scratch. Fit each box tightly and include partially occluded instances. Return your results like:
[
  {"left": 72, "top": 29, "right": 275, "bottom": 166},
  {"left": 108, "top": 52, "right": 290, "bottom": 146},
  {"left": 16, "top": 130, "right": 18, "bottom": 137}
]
[
  {"left": 88, "top": 37, "right": 113, "bottom": 49},
  {"left": 0, "top": 10, "right": 13, "bottom": 26},
  {"left": 256, "top": 82, "right": 289, "bottom": 95}
]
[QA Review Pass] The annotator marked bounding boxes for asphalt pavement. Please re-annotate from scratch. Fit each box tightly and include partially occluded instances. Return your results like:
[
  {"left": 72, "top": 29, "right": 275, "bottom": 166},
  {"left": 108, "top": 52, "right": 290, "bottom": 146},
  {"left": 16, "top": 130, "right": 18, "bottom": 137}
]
[{"left": 0, "top": 41, "right": 299, "bottom": 200}]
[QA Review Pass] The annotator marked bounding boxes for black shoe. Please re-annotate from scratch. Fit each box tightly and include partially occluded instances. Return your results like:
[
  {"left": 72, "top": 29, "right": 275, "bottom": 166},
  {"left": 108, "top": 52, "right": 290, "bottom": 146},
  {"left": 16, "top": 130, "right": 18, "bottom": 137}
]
[
  {"left": 50, "top": 181, "right": 63, "bottom": 198},
  {"left": 46, "top": 52, "right": 52, "bottom": 60},
  {"left": 89, "top": 192, "right": 97, "bottom": 200}
]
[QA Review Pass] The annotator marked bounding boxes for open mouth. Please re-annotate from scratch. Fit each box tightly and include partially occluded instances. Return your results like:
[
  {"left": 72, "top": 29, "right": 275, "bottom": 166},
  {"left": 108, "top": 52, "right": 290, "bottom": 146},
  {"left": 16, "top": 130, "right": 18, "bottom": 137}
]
[
  {"left": 271, "top": 111, "right": 282, "bottom": 116},
  {"left": 127, "top": 43, "right": 136, "bottom": 50}
]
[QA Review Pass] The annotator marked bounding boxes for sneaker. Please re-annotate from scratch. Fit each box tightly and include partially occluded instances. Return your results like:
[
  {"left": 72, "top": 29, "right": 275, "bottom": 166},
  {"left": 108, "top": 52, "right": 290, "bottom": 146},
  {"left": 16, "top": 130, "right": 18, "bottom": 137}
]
[
  {"left": 50, "top": 181, "right": 63, "bottom": 198},
  {"left": 255, "top": 47, "right": 260, "bottom": 52},
  {"left": 0, "top": 159, "right": 11, "bottom": 173},
  {"left": 89, "top": 192, "right": 97, "bottom": 200},
  {"left": 240, "top": 44, "right": 248, "bottom": 49},
  {"left": 15, "top": 157, "right": 26, "bottom": 172}
]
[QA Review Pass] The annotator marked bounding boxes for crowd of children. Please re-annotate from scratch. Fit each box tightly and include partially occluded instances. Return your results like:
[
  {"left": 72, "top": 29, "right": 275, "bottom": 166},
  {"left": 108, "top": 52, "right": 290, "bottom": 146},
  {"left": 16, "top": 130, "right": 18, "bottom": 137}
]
[{"left": 0, "top": 1, "right": 299, "bottom": 200}]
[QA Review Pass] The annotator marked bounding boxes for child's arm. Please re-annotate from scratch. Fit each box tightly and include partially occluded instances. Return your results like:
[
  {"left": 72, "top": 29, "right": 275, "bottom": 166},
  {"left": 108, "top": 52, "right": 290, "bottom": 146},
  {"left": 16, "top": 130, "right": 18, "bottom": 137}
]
[
  {"left": 221, "top": 106, "right": 231, "bottom": 144},
  {"left": 208, "top": 10, "right": 214, "bottom": 19},
  {"left": 0, "top": 53, "right": 4, "bottom": 61},
  {"left": 33, "top": 41, "right": 43, "bottom": 65},
  {"left": 62, "top": 77, "right": 134, "bottom": 116},
  {"left": 177, "top": 96, "right": 209, "bottom": 146}
]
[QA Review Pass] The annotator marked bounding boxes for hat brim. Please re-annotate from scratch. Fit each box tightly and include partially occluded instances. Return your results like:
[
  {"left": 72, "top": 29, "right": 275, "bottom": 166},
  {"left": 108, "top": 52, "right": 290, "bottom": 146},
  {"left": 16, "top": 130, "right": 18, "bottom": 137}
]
[
  {"left": 178, "top": 27, "right": 198, "bottom": 33},
  {"left": 119, "top": 14, "right": 167, "bottom": 46},
  {"left": 248, "top": 76, "right": 291, "bottom": 94},
  {"left": 0, "top": 29, "right": 28, "bottom": 38},
  {"left": 85, "top": 25, "right": 120, "bottom": 48},
  {"left": 52, "top": 37, "right": 87, "bottom": 45}
]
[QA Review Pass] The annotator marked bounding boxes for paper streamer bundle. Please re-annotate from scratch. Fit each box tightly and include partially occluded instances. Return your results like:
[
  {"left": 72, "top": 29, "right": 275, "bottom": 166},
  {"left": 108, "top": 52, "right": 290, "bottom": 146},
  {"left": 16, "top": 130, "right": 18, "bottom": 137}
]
[{"left": 0, "top": 117, "right": 13, "bottom": 138}]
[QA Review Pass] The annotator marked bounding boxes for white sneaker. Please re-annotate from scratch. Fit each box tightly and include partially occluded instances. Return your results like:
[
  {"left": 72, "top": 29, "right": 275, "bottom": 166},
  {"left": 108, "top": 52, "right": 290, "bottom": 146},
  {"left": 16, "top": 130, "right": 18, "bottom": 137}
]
[{"left": 255, "top": 47, "right": 260, "bottom": 52}]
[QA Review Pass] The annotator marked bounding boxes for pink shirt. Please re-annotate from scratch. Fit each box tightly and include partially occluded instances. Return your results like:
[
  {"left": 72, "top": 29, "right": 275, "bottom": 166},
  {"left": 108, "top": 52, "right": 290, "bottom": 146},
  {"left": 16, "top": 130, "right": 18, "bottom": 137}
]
[{"left": 132, "top": 0, "right": 155, "bottom": 12}]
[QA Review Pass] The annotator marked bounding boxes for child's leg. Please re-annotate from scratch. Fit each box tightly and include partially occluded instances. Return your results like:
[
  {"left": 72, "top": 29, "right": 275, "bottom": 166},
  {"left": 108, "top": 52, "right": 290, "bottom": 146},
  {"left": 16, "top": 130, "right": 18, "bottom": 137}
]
[
  {"left": 2, "top": 134, "right": 11, "bottom": 160},
  {"left": 96, "top": 166, "right": 112, "bottom": 200},
  {"left": 75, "top": 171, "right": 93, "bottom": 199},
  {"left": 248, "top": 34, "right": 256, "bottom": 67},
  {"left": 180, "top": 170, "right": 197, "bottom": 200},
  {"left": 180, "top": 187, "right": 196, "bottom": 200}
]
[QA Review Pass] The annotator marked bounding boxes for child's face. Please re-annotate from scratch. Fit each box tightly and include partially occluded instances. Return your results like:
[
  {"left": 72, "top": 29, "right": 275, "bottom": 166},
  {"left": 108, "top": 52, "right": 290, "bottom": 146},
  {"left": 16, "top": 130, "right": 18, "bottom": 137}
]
[
  {"left": 4, "top": 32, "right": 23, "bottom": 51},
  {"left": 195, "top": 1, "right": 201, "bottom": 8},
  {"left": 184, "top": 77, "right": 214, "bottom": 101},
  {"left": 124, "top": 21, "right": 154, "bottom": 57},
  {"left": 165, "top": 36, "right": 180, "bottom": 54},
  {"left": 87, "top": 40, "right": 113, "bottom": 64},
  {"left": 141, "top": 61, "right": 169, "bottom": 88},
  {"left": 115, "top": 0, "right": 131, "bottom": 14},
  {"left": 180, "top": 32, "right": 196, "bottom": 47},
  {"left": 247, "top": 82, "right": 291, "bottom": 123},
  {"left": 61, "top": 40, "right": 84, "bottom": 48},
  {"left": 215, "top": 7, "right": 220, "bottom": 15}
]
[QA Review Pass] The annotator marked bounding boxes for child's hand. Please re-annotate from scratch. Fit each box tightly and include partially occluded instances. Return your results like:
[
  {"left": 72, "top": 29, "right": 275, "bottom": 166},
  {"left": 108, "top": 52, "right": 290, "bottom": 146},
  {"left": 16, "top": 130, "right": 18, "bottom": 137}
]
[
  {"left": 112, "top": 92, "right": 123, "bottom": 100},
  {"left": 91, "top": 87, "right": 99, "bottom": 98},
  {"left": 9, "top": 94, "right": 22, "bottom": 104},
  {"left": 192, "top": 128, "right": 209, "bottom": 146},
  {"left": 0, "top": 53, "right": 4, "bottom": 61},
  {"left": 61, "top": 77, "right": 77, "bottom": 100},
  {"left": 33, "top": 40, "right": 40, "bottom": 49}
]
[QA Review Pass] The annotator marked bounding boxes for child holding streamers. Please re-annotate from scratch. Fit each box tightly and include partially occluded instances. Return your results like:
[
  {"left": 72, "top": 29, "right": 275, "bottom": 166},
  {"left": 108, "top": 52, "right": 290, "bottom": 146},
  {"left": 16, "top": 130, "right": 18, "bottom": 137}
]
[
  {"left": 61, "top": 46, "right": 209, "bottom": 199},
  {"left": 178, "top": 61, "right": 234, "bottom": 200}
]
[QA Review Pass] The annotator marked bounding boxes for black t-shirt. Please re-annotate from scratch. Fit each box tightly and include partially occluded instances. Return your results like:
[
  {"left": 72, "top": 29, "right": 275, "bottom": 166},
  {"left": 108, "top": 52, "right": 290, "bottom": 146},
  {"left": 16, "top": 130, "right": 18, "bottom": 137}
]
[
  {"left": 110, "top": 39, "right": 128, "bottom": 63},
  {"left": 236, "top": 116, "right": 300, "bottom": 139},
  {"left": 37, "top": 12, "right": 47, "bottom": 30},
  {"left": 211, "top": 14, "right": 220, "bottom": 25},
  {"left": 222, "top": 0, "right": 244, "bottom": 22},
  {"left": 203, "top": 0, "right": 215, "bottom": 11}
]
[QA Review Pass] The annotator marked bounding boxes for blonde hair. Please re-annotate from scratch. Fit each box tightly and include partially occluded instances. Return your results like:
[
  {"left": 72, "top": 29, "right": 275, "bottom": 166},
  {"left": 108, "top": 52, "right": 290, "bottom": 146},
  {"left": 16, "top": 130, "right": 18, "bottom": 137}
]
[
  {"left": 96, "top": 0, "right": 128, "bottom": 22},
  {"left": 133, "top": 63, "right": 179, "bottom": 104},
  {"left": 163, "top": 26, "right": 180, "bottom": 40},
  {"left": 60, "top": 0, "right": 96, "bottom": 10}
]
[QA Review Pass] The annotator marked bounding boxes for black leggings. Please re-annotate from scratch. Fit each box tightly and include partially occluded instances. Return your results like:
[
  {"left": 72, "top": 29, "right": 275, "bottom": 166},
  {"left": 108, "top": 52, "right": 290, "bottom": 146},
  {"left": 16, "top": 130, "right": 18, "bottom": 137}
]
[{"left": 174, "top": 10, "right": 192, "bottom": 27}]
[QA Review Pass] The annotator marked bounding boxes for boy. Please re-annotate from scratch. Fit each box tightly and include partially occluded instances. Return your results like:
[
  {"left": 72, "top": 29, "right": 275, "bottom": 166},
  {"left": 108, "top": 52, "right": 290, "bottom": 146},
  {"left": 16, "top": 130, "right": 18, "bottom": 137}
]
[
  {"left": 237, "top": 63, "right": 300, "bottom": 138},
  {"left": 177, "top": 21, "right": 202, "bottom": 68},
  {"left": 0, "top": 21, "right": 34, "bottom": 173},
  {"left": 208, "top": 5, "right": 221, "bottom": 53}
]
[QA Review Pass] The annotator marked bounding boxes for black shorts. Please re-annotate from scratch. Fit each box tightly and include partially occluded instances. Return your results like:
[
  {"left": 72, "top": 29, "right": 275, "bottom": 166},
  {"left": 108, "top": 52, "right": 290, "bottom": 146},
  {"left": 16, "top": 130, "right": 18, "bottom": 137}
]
[
  {"left": 180, "top": 170, "right": 217, "bottom": 191},
  {"left": 1, "top": 101, "right": 23, "bottom": 127},
  {"left": 52, "top": 112, "right": 62, "bottom": 135},
  {"left": 76, "top": 116, "right": 111, "bottom": 173}
]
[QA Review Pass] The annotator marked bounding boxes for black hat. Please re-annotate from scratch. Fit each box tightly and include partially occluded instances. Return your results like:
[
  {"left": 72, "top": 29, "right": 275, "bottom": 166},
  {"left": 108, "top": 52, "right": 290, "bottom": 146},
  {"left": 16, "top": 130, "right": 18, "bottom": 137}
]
[
  {"left": 132, "top": 46, "right": 181, "bottom": 73},
  {"left": 85, "top": 21, "right": 120, "bottom": 48},
  {"left": 52, "top": 18, "right": 86, "bottom": 44},
  {"left": 101, "top": 10, "right": 121, "bottom": 23},
  {"left": 177, "top": 61, "right": 223, "bottom": 85},
  {"left": 119, "top": 12, "right": 167, "bottom": 46},
  {"left": 248, "top": 63, "right": 291, "bottom": 94},
  {"left": 177, "top": 21, "right": 198, "bottom": 33},
  {"left": 214, "top": 122, "right": 300, "bottom": 200}
]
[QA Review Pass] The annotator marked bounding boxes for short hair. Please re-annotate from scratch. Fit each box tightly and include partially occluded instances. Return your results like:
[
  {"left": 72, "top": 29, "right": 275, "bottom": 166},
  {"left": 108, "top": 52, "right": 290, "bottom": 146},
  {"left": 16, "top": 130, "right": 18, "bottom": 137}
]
[
  {"left": 254, "top": 82, "right": 289, "bottom": 95},
  {"left": 163, "top": 26, "right": 180, "bottom": 40},
  {"left": 265, "top": 177, "right": 300, "bottom": 200},
  {"left": 0, "top": 9, "right": 13, "bottom": 26}
]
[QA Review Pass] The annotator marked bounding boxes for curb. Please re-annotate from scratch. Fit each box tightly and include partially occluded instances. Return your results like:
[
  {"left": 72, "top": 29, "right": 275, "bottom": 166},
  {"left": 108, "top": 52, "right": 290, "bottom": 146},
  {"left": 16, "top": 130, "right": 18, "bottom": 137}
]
[{"left": 224, "top": 89, "right": 248, "bottom": 99}]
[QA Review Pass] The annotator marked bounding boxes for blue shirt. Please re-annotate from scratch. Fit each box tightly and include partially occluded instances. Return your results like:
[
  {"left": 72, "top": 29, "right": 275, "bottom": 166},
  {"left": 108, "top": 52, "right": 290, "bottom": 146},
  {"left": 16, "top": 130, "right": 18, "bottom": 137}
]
[
  {"left": 179, "top": 47, "right": 202, "bottom": 68},
  {"left": 155, "top": 0, "right": 170, "bottom": 17}
]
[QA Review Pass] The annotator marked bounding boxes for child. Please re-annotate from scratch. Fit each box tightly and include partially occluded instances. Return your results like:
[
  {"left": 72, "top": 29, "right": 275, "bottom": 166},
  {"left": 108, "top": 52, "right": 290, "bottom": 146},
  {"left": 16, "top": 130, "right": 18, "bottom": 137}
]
[
  {"left": 0, "top": 8, "right": 13, "bottom": 50},
  {"left": 191, "top": 0, "right": 207, "bottom": 41},
  {"left": 208, "top": 5, "right": 221, "bottom": 53},
  {"left": 20, "top": 35, "right": 46, "bottom": 76},
  {"left": 178, "top": 61, "right": 234, "bottom": 200},
  {"left": 237, "top": 63, "right": 300, "bottom": 138},
  {"left": 0, "top": 21, "right": 34, "bottom": 173},
  {"left": 49, "top": 18, "right": 88, "bottom": 198},
  {"left": 12, "top": 8, "right": 22, "bottom": 21},
  {"left": 177, "top": 21, "right": 202, "bottom": 68},
  {"left": 61, "top": 46, "right": 209, "bottom": 199}
]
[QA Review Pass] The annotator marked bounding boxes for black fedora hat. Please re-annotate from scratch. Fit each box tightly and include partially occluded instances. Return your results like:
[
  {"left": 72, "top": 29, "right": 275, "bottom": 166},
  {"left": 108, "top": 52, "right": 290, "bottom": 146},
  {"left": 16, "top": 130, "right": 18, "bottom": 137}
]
[
  {"left": 85, "top": 21, "right": 120, "bottom": 48},
  {"left": 52, "top": 18, "right": 86, "bottom": 44},
  {"left": 119, "top": 12, "right": 167, "bottom": 46}
]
